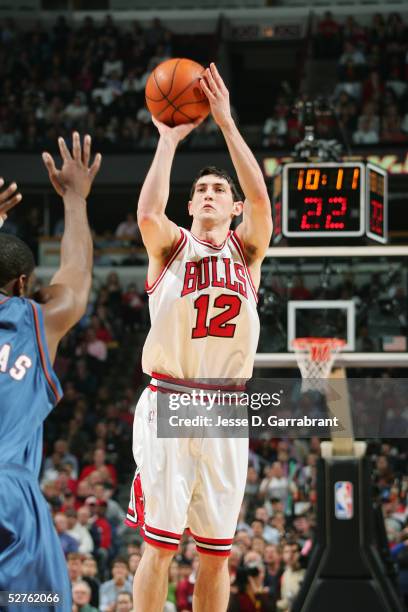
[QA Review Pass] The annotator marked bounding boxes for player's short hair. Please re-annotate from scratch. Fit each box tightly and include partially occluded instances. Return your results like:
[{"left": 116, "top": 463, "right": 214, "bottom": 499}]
[
  {"left": 190, "top": 166, "right": 242, "bottom": 202},
  {"left": 0, "top": 233, "right": 35, "bottom": 289}
]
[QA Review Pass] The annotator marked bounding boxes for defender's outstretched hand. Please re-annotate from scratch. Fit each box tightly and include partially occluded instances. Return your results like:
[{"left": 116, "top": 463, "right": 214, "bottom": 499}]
[
  {"left": 0, "top": 179, "right": 22, "bottom": 228},
  {"left": 42, "top": 132, "right": 102, "bottom": 199},
  {"left": 151, "top": 115, "right": 204, "bottom": 144},
  {"left": 200, "top": 63, "right": 233, "bottom": 128}
]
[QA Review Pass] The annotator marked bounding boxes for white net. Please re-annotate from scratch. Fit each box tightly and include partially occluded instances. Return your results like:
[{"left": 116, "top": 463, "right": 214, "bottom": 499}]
[{"left": 293, "top": 338, "right": 345, "bottom": 393}]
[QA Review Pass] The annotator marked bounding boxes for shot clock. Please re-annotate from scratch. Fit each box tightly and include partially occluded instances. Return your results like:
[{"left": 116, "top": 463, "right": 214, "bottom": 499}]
[{"left": 272, "top": 162, "right": 388, "bottom": 243}]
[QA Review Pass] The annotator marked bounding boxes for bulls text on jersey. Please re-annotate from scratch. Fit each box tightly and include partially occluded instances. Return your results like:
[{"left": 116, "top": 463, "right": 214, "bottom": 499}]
[{"left": 181, "top": 256, "right": 248, "bottom": 299}]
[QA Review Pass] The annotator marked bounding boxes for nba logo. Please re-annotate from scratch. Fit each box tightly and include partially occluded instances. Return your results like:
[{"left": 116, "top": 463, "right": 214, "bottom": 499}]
[{"left": 335, "top": 481, "right": 353, "bottom": 519}]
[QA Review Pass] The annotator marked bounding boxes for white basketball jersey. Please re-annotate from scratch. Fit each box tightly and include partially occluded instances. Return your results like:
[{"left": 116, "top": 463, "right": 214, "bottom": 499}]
[{"left": 142, "top": 228, "right": 260, "bottom": 380}]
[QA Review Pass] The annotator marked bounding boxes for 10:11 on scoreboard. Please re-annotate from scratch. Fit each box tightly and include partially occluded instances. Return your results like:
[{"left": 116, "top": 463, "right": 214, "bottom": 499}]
[{"left": 272, "top": 162, "right": 387, "bottom": 242}]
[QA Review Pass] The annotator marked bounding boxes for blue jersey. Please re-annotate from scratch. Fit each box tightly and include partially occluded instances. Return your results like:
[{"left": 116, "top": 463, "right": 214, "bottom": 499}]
[
  {"left": 0, "top": 296, "right": 71, "bottom": 611},
  {"left": 0, "top": 296, "right": 62, "bottom": 477}
]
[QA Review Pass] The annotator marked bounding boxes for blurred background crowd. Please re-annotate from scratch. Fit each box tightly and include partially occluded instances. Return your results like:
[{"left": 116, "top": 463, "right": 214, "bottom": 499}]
[
  {"left": 0, "top": 12, "right": 406, "bottom": 153},
  {"left": 262, "top": 11, "right": 408, "bottom": 148}
]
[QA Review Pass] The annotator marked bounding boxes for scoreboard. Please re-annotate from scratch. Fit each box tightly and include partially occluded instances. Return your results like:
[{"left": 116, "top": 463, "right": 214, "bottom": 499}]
[{"left": 272, "top": 162, "right": 388, "bottom": 243}]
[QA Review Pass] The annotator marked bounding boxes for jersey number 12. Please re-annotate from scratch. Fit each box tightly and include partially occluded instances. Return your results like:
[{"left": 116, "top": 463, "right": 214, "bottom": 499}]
[{"left": 192, "top": 294, "right": 242, "bottom": 339}]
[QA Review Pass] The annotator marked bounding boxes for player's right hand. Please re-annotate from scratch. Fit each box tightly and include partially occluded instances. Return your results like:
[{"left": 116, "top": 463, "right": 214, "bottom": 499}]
[
  {"left": 0, "top": 178, "right": 22, "bottom": 227},
  {"left": 42, "top": 132, "right": 102, "bottom": 199},
  {"left": 151, "top": 115, "right": 204, "bottom": 144}
]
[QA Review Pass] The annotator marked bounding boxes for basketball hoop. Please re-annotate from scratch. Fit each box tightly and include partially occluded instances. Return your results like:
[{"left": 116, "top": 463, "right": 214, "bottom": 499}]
[{"left": 292, "top": 337, "right": 346, "bottom": 393}]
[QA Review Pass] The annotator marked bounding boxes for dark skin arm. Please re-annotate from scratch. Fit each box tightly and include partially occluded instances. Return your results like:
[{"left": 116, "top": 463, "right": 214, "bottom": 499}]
[
  {"left": 0, "top": 179, "right": 22, "bottom": 225},
  {"left": 40, "top": 132, "right": 102, "bottom": 362}
]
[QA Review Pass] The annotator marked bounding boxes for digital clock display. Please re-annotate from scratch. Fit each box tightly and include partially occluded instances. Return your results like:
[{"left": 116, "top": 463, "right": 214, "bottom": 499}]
[
  {"left": 366, "top": 163, "right": 387, "bottom": 244},
  {"left": 283, "top": 163, "right": 365, "bottom": 237}
]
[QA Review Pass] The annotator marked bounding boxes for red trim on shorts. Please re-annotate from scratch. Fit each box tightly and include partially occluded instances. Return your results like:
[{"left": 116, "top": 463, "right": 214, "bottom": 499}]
[
  {"left": 195, "top": 546, "right": 231, "bottom": 557},
  {"left": 145, "top": 229, "right": 187, "bottom": 295},
  {"left": 230, "top": 231, "right": 258, "bottom": 303},
  {"left": 189, "top": 230, "right": 231, "bottom": 250},
  {"left": 124, "top": 518, "right": 138, "bottom": 529},
  {"left": 30, "top": 302, "right": 61, "bottom": 402},
  {"left": 143, "top": 534, "right": 179, "bottom": 551},
  {"left": 191, "top": 533, "right": 233, "bottom": 545},
  {"left": 145, "top": 524, "right": 182, "bottom": 540},
  {"left": 148, "top": 384, "right": 158, "bottom": 392},
  {"left": 152, "top": 372, "right": 246, "bottom": 391}
]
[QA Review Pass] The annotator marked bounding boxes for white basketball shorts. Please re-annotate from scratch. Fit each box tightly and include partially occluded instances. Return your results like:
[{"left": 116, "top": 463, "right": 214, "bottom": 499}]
[{"left": 125, "top": 382, "right": 248, "bottom": 556}]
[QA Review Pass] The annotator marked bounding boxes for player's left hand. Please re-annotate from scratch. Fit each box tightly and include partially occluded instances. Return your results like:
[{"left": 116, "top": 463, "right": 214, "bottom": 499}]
[
  {"left": 42, "top": 132, "right": 102, "bottom": 200},
  {"left": 0, "top": 178, "right": 22, "bottom": 228},
  {"left": 200, "top": 63, "right": 233, "bottom": 129}
]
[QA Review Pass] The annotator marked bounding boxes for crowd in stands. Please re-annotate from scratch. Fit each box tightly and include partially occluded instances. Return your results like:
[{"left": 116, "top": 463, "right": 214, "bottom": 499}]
[
  {"left": 43, "top": 403, "right": 408, "bottom": 611},
  {"left": 0, "top": 15, "right": 217, "bottom": 152},
  {"left": 262, "top": 12, "right": 408, "bottom": 149},
  {"left": 0, "top": 11, "right": 406, "bottom": 155}
]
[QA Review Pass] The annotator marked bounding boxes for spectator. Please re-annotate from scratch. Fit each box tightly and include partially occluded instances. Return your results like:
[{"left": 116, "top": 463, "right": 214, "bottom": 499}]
[
  {"left": 103, "top": 49, "right": 124, "bottom": 79},
  {"left": 114, "top": 591, "right": 133, "bottom": 612},
  {"left": 315, "top": 11, "right": 341, "bottom": 58},
  {"left": 94, "top": 482, "right": 126, "bottom": 538},
  {"left": 263, "top": 544, "right": 283, "bottom": 599},
  {"left": 259, "top": 462, "right": 290, "bottom": 505},
  {"left": 66, "top": 508, "right": 94, "bottom": 555},
  {"left": 176, "top": 556, "right": 198, "bottom": 612},
  {"left": 99, "top": 558, "right": 132, "bottom": 612},
  {"left": 67, "top": 551, "right": 99, "bottom": 607},
  {"left": 352, "top": 115, "right": 379, "bottom": 144},
  {"left": 381, "top": 109, "right": 408, "bottom": 142},
  {"left": 262, "top": 107, "right": 287, "bottom": 148},
  {"left": 276, "top": 543, "right": 305, "bottom": 611},
  {"left": 338, "top": 41, "right": 366, "bottom": 67},
  {"left": 229, "top": 557, "right": 275, "bottom": 612},
  {"left": 128, "top": 552, "right": 142, "bottom": 577},
  {"left": 79, "top": 449, "right": 118, "bottom": 489},
  {"left": 54, "top": 512, "right": 79, "bottom": 556},
  {"left": 254, "top": 507, "right": 280, "bottom": 544},
  {"left": 362, "top": 70, "right": 384, "bottom": 106},
  {"left": 64, "top": 94, "right": 89, "bottom": 125},
  {"left": 72, "top": 580, "right": 98, "bottom": 612},
  {"left": 115, "top": 213, "right": 140, "bottom": 242}
]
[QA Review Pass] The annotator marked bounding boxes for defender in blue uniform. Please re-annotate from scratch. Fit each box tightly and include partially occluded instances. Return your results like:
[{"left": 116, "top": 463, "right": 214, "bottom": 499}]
[{"left": 0, "top": 133, "right": 101, "bottom": 611}]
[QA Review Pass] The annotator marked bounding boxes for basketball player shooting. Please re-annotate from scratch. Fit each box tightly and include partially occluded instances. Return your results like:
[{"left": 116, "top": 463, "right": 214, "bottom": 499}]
[
  {"left": 0, "top": 133, "right": 101, "bottom": 611},
  {"left": 126, "top": 63, "right": 272, "bottom": 612}
]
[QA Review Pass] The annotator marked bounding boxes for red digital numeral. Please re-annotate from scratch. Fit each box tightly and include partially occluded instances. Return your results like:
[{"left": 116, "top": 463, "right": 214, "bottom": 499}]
[
  {"left": 192, "top": 294, "right": 242, "bottom": 339},
  {"left": 301, "top": 198, "right": 323, "bottom": 229},
  {"left": 325, "top": 197, "right": 347, "bottom": 229},
  {"left": 370, "top": 199, "right": 383, "bottom": 234}
]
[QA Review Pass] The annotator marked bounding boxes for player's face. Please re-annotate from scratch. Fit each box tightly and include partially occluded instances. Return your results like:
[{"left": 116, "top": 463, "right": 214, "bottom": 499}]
[{"left": 189, "top": 175, "right": 242, "bottom": 224}]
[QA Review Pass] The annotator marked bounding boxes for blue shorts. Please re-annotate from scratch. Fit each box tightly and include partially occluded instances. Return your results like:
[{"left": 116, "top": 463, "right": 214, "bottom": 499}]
[{"left": 0, "top": 464, "right": 71, "bottom": 612}]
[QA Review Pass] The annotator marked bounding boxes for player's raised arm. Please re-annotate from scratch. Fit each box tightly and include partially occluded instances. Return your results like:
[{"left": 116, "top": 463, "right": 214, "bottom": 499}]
[
  {"left": 0, "top": 179, "right": 23, "bottom": 227},
  {"left": 137, "top": 116, "right": 201, "bottom": 262},
  {"left": 200, "top": 63, "right": 272, "bottom": 263},
  {"left": 39, "top": 132, "right": 102, "bottom": 361}
]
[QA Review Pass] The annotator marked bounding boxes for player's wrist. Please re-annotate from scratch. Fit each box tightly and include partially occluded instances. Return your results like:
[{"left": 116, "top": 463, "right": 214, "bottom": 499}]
[
  {"left": 159, "top": 133, "right": 180, "bottom": 148},
  {"left": 218, "top": 116, "right": 235, "bottom": 132},
  {"left": 62, "top": 189, "right": 88, "bottom": 205}
]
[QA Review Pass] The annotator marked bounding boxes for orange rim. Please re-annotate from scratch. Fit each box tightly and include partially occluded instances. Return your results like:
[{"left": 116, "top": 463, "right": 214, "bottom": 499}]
[{"left": 292, "top": 337, "right": 346, "bottom": 362}]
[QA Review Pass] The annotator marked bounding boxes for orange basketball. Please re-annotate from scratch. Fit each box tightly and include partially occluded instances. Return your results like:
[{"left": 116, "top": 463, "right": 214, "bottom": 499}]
[{"left": 145, "top": 58, "right": 210, "bottom": 127}]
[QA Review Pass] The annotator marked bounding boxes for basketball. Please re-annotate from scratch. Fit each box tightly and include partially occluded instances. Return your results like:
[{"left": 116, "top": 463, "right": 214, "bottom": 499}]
[{"left": 145, "top": 58, "right": 210, "bottom": 127}]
